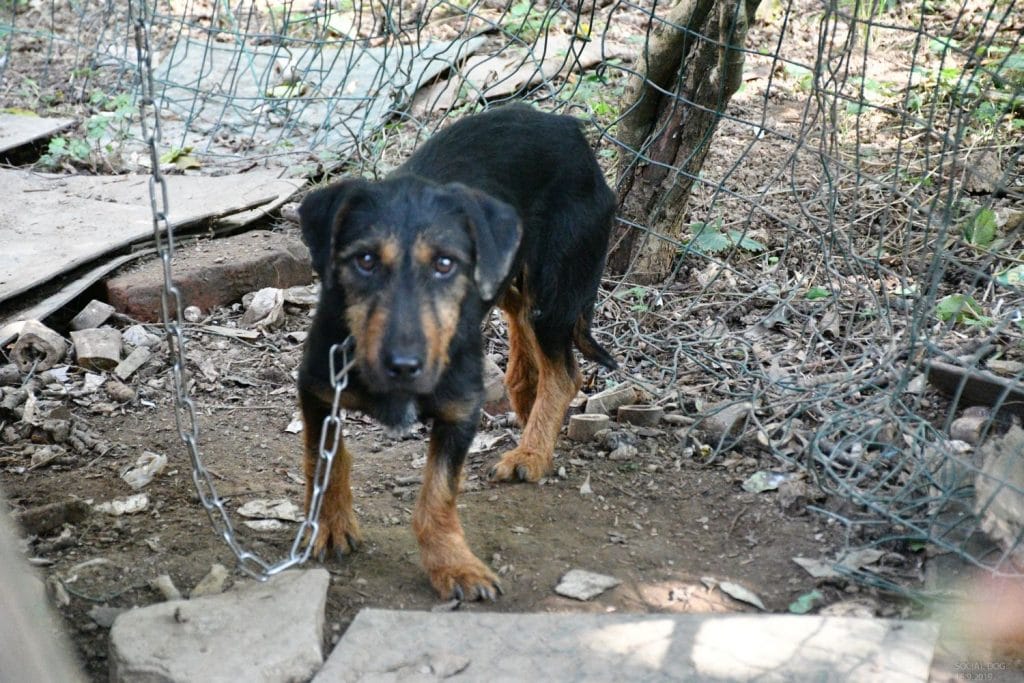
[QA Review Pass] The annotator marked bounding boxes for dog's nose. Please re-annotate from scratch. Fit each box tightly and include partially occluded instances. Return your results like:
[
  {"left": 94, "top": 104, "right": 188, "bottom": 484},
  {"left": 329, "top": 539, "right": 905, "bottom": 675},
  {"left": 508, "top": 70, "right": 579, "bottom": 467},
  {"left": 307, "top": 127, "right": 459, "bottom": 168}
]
[{"left": 385, "top": 353, "right": 423, "bottom": 379}]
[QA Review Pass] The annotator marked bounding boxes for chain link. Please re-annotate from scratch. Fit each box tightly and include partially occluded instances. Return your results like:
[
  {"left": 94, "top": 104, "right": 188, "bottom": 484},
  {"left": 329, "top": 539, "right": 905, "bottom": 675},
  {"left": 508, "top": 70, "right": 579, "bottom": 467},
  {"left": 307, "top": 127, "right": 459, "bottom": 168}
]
[{"left": 131, "top": 10, "right": 351, "bottom": 580}]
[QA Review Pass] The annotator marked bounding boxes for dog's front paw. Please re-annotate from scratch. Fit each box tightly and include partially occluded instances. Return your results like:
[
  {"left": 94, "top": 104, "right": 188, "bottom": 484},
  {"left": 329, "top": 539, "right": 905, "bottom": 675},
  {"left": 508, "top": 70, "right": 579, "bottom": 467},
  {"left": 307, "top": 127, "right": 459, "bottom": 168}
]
[
  {"left": 427, "top": 556, "right": 503, "bottom": 602},
  {"left": 310, "top": 502, "right": 362, "bottom": 560},
  {"left": 488, "top": 446, "right": 551, "bottom": 483}
]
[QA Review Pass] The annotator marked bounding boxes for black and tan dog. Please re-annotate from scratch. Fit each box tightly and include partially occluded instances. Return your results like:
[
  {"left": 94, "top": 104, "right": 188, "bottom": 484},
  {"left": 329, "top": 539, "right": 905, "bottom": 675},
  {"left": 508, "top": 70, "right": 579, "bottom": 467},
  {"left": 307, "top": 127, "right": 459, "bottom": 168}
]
[{"left": 297, "top": 104, "right": 617, "bottom": 601}]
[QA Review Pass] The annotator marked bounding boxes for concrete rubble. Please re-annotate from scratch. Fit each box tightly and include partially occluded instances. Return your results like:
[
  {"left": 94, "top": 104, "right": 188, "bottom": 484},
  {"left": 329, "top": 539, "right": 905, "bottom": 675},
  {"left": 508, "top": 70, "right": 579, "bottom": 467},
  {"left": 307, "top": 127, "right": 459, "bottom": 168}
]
[
  {"left": 317, "top": 609, "right": 939, "bottom": 683},
  {"left": 109, "top": 569, "right": 329, "bottom": 683}
]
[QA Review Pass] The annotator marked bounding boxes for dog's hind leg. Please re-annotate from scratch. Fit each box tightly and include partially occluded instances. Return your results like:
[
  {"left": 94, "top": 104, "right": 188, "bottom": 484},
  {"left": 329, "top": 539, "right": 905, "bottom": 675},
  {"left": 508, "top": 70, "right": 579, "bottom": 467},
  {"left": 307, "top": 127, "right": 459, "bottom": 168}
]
[
  {"left": 490, "top": 298, "right": 580, "bottom": 483},
  {"left": 500, "top": 286, "right": 539, "bottom": 423}
]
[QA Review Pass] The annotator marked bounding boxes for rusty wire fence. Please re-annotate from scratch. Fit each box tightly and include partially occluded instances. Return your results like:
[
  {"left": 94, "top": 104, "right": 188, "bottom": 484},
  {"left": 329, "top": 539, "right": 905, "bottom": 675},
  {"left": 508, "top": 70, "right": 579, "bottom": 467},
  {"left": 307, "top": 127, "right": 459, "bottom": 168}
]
[{"left": 1, "top": 0, "right": 1022, "bottom": 596}]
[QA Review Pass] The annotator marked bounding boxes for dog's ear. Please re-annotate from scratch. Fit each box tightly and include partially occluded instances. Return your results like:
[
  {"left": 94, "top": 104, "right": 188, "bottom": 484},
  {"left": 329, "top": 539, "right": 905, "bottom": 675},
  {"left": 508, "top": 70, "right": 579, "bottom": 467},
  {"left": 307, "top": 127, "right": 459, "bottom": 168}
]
[
  {"left": 448, "top": 184, "right": 522, "bottom": 301},
  {"left": 298, "top": 180, "right": 371, "bottom": 280}
]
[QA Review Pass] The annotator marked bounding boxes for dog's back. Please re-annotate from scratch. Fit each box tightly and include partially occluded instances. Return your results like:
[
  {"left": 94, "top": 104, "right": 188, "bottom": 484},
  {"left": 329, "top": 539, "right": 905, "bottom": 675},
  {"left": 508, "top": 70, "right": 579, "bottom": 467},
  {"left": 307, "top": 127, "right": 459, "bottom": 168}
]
[
  {"left": 397, "top": 104, "right": 617, "bottom": 370},
  {"left": 397, "top": 104, "right": 612, "bottom": 217}
]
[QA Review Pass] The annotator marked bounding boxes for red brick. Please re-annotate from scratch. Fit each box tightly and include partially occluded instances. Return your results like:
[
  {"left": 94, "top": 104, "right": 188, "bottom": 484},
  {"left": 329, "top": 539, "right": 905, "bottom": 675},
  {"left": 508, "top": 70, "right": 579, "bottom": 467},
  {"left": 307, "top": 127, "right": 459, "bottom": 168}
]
[{"left": 106, "top": 231, "right": 313, "bottom": 322}]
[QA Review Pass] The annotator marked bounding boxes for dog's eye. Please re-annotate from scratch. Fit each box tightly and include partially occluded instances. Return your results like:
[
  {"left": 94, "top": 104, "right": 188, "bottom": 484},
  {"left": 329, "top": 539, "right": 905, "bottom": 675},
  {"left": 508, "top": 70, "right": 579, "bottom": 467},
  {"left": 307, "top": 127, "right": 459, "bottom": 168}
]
[
  {"left": 433, "top": 256, "right": 456, "bottom": 278},
  {"left": 353, "top": 252, "right": 378, "bottom": 275}
]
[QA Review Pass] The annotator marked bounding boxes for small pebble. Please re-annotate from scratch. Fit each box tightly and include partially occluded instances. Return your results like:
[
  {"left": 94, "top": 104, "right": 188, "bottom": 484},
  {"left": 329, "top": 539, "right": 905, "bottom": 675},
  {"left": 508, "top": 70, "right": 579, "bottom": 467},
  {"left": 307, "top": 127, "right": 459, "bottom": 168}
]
[
  {"left": 608, "top": 444, "right": 638, "bottom": 461},
  {"left": 105, "top": 379, "right": 136, "bottom": 403}
]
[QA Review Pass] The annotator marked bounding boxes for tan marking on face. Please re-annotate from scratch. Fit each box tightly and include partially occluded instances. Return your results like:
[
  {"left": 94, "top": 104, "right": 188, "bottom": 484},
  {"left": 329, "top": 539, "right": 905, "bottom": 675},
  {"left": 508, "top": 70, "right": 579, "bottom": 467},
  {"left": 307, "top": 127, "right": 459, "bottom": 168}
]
[
  {"left": 413, "top": 237, "right": 433, "bottom": 267},
  {"left": 379, "top": 237, "right": 400, "bottom": 269},
  {"left": 345, "top": 300, "right": 388, "bottom": 374},
  {"left": 421, "top": 280, "right": 466, "bottom": 376}
]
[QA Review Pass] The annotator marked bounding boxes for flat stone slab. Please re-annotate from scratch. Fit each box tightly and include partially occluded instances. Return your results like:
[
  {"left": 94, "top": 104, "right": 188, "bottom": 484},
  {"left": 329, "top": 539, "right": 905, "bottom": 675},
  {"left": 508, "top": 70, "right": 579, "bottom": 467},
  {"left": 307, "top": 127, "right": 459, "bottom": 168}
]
[
  {"left": 109, "top": 569, "right": 329, "bottom": 683},
  {"left": 320, "top": 609, "right": 938, "bottom": 682},
  {"left": 0, "top": 112, "right": 74, "bottom": 153},
  {"left": 0, "top": 169, "right": 303, "bottom": 306},
  {"left": 105, "top": 230, "right": 313, "bottom": 321}
]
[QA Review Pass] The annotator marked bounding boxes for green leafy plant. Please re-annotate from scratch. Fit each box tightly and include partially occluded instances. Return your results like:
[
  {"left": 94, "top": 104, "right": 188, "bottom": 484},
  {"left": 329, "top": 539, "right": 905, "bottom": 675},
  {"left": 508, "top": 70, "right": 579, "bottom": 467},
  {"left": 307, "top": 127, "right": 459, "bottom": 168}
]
[
  {"left": 685, "top": 218, "right": 767, "bottom": 255},
  {"left": 986, "top": 50, "right": 1024, "bottom": 88},
  {"left": 788, "top": 590, "right": 824, "bottom": 615},
  {"left": 38, "top": 90, "right": 134, "bottom": 170},
  {"left": 0, "top": 0, "right": 30, "bottom": 14},
  {"left": 159, "top": 146, "right": 202, "bottom": 171},
  {"left": 805, "top": 286, "right": 832, "bottom": 301},
  {"left": 928, "top": 36, "right": 960, "bottom": 55},
  {"left": 783, "top": 63, "right": 814, "bottom": 93},
  {"left": 962, "top": 207, "right": 998, "bottom": 248},
  {"left": 995, "top": 265, "right": 1024, "bottom": 289},
  {"left": 908, "top": 63, "right": 980, "bottom": 112},
  {"left": 560, "top": 69, "right": 624, "bottom": 123},
  {"left": 836, "top": 0, "right": 897, "bottom": 45},
  {"left": 935, "top": 294, "right": 993, "bottom": 327},
  {"left": 502, "top": 1, "right": 554, "bottom": 42},
  {"left": 614, "top": 285, "right": 653, "bottom": 313},
  {"left": 39, "top": 136, "right": 90, "bottom": 168}
]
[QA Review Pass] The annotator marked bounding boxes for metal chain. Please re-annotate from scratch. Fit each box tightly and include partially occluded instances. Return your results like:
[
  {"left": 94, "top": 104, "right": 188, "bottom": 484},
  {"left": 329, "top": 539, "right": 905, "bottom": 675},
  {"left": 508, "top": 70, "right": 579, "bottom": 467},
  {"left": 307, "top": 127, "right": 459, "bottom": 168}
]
[{"left": 131, "top": 9, "right": 352, "bottom": 580}]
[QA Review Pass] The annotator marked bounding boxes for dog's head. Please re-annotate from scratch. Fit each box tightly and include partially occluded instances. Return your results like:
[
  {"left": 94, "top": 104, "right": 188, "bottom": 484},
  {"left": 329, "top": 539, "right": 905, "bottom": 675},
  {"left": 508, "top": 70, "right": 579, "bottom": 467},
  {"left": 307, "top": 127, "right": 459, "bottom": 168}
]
[{"left": 299, "top": 176, "right": 521, "bottom": 395}]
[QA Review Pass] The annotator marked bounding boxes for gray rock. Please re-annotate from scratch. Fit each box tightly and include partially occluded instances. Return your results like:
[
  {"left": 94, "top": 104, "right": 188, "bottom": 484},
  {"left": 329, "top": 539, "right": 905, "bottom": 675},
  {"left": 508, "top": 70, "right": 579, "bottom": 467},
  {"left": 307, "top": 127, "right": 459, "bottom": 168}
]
[
  {"left": 701, "top": 400, "right": 753, "bottom": 443},
  {"left": 122, "top": 324, "right": 163, "bottom": 349},
  {"left": 190, "top": 563, "right": 230, "bottom": 597},
  {"left": 554, "top": 569, "right": 620, "bottom": 601},
  {"left": 69, "top": 299, "right": 115, "bottom": 331},
  {"left": 976, "top": 426, "right": 1024, "bottom": 567},
  {"left": 110, "top": 569, "right": 328, "bottom": 683},
  {"left": 88, "top": 604, "right": 126, "bottom": 628},
  {"left": 585, "top": 383, "right": 640, "bottom": 415},
  {"left": 950, "top": 408, "right": 990, "bottom": 445},
  {"left": 608, "top": 444, "right": 638, "bottom": 461}
]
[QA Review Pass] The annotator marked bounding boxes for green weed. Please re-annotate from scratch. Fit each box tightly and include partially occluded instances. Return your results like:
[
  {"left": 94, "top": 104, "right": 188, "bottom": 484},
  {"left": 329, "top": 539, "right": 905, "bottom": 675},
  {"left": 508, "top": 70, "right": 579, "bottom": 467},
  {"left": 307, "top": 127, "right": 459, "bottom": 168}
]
[{"left": 685, "top": 217, "right": 767, "bottom": 256}]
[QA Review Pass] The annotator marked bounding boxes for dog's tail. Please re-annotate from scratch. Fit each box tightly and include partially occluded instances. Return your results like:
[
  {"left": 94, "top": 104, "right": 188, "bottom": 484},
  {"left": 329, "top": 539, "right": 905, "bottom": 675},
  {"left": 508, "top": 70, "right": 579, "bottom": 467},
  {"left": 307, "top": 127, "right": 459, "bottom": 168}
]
[{"left": 573, "top": 315, "right": 618, "bottom": 371}]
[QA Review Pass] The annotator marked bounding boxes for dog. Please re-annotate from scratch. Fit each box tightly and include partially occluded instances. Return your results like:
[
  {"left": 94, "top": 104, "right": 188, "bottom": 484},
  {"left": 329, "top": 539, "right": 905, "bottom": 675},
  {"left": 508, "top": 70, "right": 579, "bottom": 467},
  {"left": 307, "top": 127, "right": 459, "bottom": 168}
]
[{"left": 296, "top": 104, "right": 617, "bottom": 601}]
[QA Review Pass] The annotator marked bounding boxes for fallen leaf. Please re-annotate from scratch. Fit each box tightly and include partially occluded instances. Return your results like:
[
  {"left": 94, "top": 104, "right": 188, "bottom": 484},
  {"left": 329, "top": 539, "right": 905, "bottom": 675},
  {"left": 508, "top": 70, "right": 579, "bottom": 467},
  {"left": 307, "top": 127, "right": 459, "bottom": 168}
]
[
  {"left": 285, "top": 415, "right": 304, "bottom": 434},
  {"left": 838, "top": 548, "right": 885, "bottom": 571},
  {"left": 94, "top": 493, "right": 150, "bottom": 516},
  {"left": 720, "top": 581, "right": 766, "bottom": 610},
  {"left": 468, "top": 431, "right": 507, "bottom": 454},
  {"left": 237, "top": 498, "right": 302, "bottom": 522},
  {"left": 741, "top": 470, "right": 791, "bottom": 493},
  {"left": 792, "top": 556, "right": 840, "bottom": 579}
]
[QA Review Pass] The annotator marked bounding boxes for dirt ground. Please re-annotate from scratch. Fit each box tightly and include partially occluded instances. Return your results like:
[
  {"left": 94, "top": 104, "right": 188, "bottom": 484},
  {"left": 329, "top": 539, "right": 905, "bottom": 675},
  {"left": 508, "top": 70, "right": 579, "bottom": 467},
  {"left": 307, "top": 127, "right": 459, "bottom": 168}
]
[
  {"left": 1, "top": 276, "right": 894, "bottom": 679},
  {"left": 4, "top": 0, "right": 1023, "bottom": 679}
]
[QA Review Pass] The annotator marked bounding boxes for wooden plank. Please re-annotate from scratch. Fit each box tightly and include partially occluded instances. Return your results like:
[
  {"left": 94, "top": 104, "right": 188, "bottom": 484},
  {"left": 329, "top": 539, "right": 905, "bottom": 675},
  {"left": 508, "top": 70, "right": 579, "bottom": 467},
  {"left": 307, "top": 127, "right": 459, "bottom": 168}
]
[
  {"left": 0, "top": 170, "right": 302, "bottom": 305},
  {"left": 0, "top": 249, "right": 153, "bottom": 329},
  {"left": 0, "top": 113, "right": 75, "bottom": 153},
  {"left": 925, "top": 359, "right": 1024, "bottom": 418}
]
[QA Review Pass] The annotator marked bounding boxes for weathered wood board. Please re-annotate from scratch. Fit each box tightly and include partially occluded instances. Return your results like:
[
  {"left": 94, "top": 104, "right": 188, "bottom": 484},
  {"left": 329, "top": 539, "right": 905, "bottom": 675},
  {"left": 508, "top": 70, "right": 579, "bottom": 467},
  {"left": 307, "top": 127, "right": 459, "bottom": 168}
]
[
  {"left": 0, "top": 170, "right": 303, "bottom": 306},
  {"left": 0, "top": 113, "right": 75, "bottom": 153}
]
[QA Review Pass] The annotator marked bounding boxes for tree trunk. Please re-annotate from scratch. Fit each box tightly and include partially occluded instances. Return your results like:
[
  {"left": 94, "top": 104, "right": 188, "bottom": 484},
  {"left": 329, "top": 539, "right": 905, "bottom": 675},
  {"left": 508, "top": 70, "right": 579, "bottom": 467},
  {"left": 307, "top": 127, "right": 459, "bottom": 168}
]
[{"left": 609, "top": 0, "right": 761, "bottom": 283}]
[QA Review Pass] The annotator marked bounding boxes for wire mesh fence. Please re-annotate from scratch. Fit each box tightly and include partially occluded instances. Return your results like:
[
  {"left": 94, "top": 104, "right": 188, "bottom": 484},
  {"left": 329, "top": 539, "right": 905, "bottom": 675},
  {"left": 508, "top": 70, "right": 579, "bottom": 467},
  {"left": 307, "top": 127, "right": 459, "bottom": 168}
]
[{"left": 2, "top": 0, "right": 1022, "bottom": 596}]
